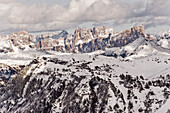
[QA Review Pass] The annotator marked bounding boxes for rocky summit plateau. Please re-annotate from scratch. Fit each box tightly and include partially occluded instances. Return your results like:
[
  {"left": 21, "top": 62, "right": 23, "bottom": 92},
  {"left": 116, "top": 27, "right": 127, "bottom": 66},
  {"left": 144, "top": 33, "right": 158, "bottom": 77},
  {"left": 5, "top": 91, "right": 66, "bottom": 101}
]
[{"left": 0, "top": 26, "right": 170, "bottom": 113}]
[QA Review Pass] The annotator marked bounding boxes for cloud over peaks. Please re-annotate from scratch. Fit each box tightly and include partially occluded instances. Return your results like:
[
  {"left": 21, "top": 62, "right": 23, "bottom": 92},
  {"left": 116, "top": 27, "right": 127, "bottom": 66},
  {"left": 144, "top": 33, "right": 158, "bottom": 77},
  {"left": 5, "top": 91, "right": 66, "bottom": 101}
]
[{"left": 0, "top": 0, "right": 169, "bottom": 34}]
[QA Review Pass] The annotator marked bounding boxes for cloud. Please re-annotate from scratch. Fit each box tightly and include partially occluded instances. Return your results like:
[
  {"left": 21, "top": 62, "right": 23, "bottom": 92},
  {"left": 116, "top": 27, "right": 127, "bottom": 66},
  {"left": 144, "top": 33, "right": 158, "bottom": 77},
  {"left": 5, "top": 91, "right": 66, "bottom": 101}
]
[
  {"left": 146, "top": 0, "right": 170, "bottom": 17},
  {"left": 0, "top": 2, "right": 68, "bottom": 33},
  {"left": 143, "top": 17, "right": 170, "bottom": 29},
  {"left": 111, "top": 0, "right": 170, "bottom": 31},
  {"left": 0, "top": 0, "right": 170, "bottom": 34},
  {"left": 75, "top": 0, "right": 128, "bottom": 22},
  {"left": 140, "top": 0, "right": 170, "bottom": 28}
]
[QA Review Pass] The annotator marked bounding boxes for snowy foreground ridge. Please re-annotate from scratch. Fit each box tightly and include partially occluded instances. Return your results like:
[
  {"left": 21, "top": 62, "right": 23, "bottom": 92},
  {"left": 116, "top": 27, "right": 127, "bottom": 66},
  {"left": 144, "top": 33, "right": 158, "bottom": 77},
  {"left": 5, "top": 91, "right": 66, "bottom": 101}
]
[{"left": 0, "top": 26, "right": 170, "bottom": 113}]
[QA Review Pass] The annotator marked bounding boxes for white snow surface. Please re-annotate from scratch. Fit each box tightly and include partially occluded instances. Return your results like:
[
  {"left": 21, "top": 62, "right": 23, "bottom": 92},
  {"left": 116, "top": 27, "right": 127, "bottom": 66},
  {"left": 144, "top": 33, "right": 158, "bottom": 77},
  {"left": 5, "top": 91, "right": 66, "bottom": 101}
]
[{"left": 0, "top": 51, "right": 170, "bottom": 112}]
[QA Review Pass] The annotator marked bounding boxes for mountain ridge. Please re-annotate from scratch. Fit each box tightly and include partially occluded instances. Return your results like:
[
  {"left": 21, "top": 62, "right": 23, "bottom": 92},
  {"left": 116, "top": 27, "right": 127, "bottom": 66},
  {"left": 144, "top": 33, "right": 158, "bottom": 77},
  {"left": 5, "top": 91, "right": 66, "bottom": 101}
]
[
  {"left": 0, "top": 26, "right": 170, "bottom": 59},
  {"left": 0, "top": 26, "right": 150, "bottom": 53}
]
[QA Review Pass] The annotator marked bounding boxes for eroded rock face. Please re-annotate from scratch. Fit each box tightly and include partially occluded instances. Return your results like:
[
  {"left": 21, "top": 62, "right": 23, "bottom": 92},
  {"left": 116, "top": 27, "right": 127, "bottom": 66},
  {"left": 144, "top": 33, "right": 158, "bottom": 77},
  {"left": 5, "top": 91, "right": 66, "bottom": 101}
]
[
  {"left": 76, "top": 26, "right": 145, "bottom": 53},
  {"left": 0, "top": 31, "right": 36, "bottom": 53},
  {"left": 0, "top": 57, "right": 169, "bottom": 113}
]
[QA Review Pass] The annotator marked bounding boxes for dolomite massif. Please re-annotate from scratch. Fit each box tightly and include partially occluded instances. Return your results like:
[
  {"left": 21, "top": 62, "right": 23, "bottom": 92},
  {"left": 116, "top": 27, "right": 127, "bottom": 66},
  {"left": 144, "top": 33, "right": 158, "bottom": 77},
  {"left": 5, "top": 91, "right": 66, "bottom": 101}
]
[{"left": 0, "top": 26, "right": 147, "bottom": 53}]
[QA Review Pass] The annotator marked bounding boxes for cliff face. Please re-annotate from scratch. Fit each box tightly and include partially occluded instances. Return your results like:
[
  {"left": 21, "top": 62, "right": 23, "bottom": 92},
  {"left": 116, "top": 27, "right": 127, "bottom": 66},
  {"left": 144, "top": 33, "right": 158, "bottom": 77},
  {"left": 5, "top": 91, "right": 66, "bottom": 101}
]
[{"left": 74, "top": 26, "right": 145, "bottom": 53}]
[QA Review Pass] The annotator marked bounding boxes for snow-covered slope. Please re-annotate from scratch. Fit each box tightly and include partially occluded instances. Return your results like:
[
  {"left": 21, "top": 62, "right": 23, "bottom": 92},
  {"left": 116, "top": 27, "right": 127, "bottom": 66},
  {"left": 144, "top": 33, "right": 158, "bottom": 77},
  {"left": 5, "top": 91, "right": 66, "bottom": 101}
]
[
  {"left": 103, "top": 35, "right": 170, "bottom": 59},
  {"left": 0, "top": 54, "right": 169, "bottom": 113}
]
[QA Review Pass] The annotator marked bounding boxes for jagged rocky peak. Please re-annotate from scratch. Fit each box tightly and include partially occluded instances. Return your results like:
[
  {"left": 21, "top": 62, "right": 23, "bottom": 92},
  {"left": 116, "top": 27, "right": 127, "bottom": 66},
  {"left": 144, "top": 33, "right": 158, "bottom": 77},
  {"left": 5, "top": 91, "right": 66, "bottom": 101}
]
[
  {"left": 92, "top": 26, "right": 114, "bottom": 37},
  {"left": 70, "top": 26, "right": 114, "bottom": 42},
  {"left": 71, "top": 27, "right": 93, "bottom": 45},
  {"left": 72, "top": 26, "right": 114, "bottom": 42},
  {"left": 58, "top": 30, "right": 68, "bottom": 39},
  {"left": 10, "top": 31, "right": 36, "bottom": 50},
  {"left": 132, "top": 26, "right": 145, "bottom": 34},
  {"left": 119, "top": 26, "right": 145, "bottom": 38}
]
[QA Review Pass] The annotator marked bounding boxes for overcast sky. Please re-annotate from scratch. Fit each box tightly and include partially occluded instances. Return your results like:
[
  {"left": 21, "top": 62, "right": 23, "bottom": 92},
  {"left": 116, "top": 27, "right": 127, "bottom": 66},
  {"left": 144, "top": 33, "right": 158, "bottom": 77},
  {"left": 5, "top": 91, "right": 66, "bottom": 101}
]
[{"left": 0, "top": 0, "right": 170, "bottom": 34}]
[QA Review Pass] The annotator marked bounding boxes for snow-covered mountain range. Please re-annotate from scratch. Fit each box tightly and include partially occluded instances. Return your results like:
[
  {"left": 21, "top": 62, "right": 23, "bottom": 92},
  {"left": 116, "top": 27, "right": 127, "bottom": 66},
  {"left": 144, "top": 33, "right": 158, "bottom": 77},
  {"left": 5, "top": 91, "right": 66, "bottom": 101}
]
[
  {"left": 0, "top": 26, "right": 170, "bottom": 55},
  {"left": 0, "top": 26, "right": 170, "bottom": 113}
]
